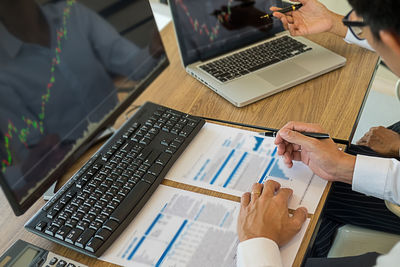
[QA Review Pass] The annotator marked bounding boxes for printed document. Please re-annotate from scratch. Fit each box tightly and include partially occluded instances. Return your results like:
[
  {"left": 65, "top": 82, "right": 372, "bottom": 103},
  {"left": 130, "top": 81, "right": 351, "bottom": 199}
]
[
  {"left": 164, "top": 123, "right": 327, "bottom": 213},
  {"left": 100, "top": 185, "right": 310, "bottom": 267}
]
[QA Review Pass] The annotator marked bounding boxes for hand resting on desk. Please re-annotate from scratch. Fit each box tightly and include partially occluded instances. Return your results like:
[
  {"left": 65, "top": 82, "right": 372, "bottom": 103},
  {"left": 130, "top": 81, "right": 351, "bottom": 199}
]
[
  {"left": 357, "top": 126, "right": 400, "bottom": 158},
  {"left": 237, "top": 180, "right": 308, "bottom": 246}
]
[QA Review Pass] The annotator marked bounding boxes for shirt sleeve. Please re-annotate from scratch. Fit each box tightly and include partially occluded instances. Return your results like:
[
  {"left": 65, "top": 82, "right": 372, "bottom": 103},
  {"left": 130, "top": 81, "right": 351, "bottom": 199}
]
[
  {"left": 237, "top": 238, "right": 283, "bottom": 267},
  {"left": 352, "top": 155, "right": 400, "bottom": 205},
  {"left": 343, "top": 28, "right": 374, "bottom": 51},
  {"left": 375, "top": 242, "right": 400, "bottom": 266}
]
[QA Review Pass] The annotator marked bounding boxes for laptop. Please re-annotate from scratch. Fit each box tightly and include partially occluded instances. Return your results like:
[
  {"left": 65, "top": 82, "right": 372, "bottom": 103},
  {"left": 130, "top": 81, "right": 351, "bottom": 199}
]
[{"left": 168, "top": 0, "right": 346, "bottom": 107}]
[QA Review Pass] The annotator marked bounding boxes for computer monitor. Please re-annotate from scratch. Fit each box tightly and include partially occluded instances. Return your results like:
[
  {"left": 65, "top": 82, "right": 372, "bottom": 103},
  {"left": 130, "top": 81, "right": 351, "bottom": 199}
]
[{"left": 0, "top": 0, "right": 168, "bottom": 216}]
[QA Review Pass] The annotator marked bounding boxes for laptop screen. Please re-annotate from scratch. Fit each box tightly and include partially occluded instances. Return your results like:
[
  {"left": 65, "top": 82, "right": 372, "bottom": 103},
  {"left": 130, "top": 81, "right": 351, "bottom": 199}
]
[{"left": 169, "top": 0, "right": 285, "bottom": 66}]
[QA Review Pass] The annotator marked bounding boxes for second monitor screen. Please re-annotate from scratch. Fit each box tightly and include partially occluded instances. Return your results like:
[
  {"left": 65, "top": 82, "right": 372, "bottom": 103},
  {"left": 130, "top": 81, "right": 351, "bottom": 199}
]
[{"left": 0, "top": 0, "right": 166, "bottom": 205}]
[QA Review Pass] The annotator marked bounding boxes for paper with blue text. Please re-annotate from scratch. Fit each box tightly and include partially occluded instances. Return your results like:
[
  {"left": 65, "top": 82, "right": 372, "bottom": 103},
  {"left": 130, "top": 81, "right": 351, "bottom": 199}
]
[
  {"left": 100, "top": 185, "right": 310, "bottom": 267},
  {"left": 164, "top": 123, "right": 327, "bottom": 213}
]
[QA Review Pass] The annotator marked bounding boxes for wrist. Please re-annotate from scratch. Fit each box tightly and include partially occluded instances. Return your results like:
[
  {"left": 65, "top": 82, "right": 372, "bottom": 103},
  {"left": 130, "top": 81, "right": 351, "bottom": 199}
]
[
  {"left": 390, "top": 140, "right": 400, "bottom": 158},
  {"left": 328, "top": 12, "right": 347, "bottom": 38},
  {"left": 335, "top": 152, "right": 356, "bottom": 184}
]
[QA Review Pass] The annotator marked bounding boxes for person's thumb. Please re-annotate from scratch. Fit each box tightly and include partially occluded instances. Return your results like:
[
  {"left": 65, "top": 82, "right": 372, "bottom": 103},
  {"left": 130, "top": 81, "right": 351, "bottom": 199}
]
[
  {"left": 279, "top": 128, "right": 316, "bottom": 150},
  {"left": 290, "top": 207, "right": 307, "bottom": 231}
]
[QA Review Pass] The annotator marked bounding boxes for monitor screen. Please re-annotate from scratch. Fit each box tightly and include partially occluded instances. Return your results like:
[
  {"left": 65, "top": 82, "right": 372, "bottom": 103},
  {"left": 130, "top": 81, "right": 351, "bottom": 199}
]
[
  {"left": 169, "top": 0, "right": 285, "bottom": 66},
  {"left": 0, "top": 0, "right": 168, "bottom": 215}
]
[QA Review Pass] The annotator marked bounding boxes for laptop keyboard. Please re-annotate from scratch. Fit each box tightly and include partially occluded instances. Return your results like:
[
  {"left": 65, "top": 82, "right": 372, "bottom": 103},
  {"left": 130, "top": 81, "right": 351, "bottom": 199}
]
[
  {"left": 25, "top": 102, "right": 205, "bottom": 257},
  {"left": 199, "top": 35, "right": 312, "bottom": 82}
]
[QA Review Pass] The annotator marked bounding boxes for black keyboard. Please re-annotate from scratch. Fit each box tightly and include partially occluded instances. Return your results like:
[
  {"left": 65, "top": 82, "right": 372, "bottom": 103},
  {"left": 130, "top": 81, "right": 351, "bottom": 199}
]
[
  {"left": 25, "top": 102, "right": 205, "bottom": 258},
  {"left": 199, "top": 35, "right": 312, "bottom": 82}
]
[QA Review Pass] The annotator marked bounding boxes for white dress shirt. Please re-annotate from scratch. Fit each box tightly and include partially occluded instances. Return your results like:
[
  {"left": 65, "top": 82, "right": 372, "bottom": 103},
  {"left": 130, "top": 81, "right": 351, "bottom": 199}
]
[{"left": 343, "top": 28, "right": 374, "bottom": 51}]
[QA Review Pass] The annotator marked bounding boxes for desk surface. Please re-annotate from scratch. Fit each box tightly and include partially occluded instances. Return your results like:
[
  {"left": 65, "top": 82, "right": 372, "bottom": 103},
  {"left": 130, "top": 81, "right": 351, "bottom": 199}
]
[{"left": 0, "top": 23, "right": 378, "bottom": 267}]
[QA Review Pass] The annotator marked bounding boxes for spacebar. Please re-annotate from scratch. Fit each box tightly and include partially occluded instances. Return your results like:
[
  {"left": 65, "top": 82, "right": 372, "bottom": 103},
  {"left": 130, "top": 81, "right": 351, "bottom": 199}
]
[{"left": 109, "top": 181, "right": 151, "bottom": 223}]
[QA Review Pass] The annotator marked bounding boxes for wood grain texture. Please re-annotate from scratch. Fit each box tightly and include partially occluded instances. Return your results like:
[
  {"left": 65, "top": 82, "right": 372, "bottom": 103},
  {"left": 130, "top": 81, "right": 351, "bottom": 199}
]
[{"left": 0, "top": 23, "right": 378, "bottom": 266}]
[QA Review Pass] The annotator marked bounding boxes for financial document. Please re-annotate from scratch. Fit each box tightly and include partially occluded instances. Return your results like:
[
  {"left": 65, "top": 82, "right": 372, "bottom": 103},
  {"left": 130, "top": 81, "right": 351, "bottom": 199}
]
[
  {"left": 100, "top": 185, "right": 310, "bottom": 267},
  {"left": 164, "top": 123, "right": 327, "bottom": 213}
]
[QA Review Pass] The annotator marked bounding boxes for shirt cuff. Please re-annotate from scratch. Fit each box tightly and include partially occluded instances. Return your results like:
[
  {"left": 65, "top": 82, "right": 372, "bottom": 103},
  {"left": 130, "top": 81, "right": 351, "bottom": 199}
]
[
  {"left": 237, "top": 238, "right": 282, "bottom": 267},
  {"left": 343, "top": 28, "right": 374, "bottom": 51},
  {"left": 352, "top": 155, "right": 390, "bottom": 199}
]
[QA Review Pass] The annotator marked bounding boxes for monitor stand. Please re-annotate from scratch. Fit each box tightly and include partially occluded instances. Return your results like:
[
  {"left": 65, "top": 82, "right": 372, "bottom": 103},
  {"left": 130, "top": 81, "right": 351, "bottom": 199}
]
[{"left": 43, "top": 127, "right": 116, "bottom": 200}]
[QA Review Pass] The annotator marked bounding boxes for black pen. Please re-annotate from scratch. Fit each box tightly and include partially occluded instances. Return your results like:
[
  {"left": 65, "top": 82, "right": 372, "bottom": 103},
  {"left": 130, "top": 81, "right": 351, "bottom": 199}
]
[
  {"left": 259, "top": 130, "right": 330, "bottom": 139},
  {"left": 259, "top": 130, "right": 349, "bottom": 145},
  {"left": 260, "top": 3, "right": 303, "bottom": 19}
]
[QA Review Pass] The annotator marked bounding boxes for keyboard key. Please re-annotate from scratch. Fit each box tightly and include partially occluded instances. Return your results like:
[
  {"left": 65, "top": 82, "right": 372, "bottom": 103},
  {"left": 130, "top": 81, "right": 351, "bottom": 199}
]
[
  {"left": 75, "top": 228, "right": 95, "bottom": 248},
  {"left": 148, "top": 164, "right": 163, "bottom": 176},
  {"left": 103, "top": 219, "right": 119, "bottom": 232},
  {"left": 47, "top": 209, "right": 59, "bottom": 219},
  {"left": 89, "top": 221, "right": 102, "bottom": 231},
  {"left": 144, "top": 151, "right": 160, "bottom": 166},
  {"left": 55, "top": 226, "right": 71, "bottom": 240},
  {"left": 95, "top": 214, "right": 108, "bottom": 224},
  {"left": 165, "top": 147, "right": 177, "bottom": 154},
  {"left": 57, "top": 211, "right": 71, "bottom": 221},
  {"left": 65, "top": 229, "right": 83, "bottom": 244},
  {"left": 76, "top": 221, "right": 89, "bottom": 231},
  {"left": 169, "top": 141, "right": 181, "bottom": 149},
  {"left": 85, "top": 237, "right": 104, "bottom": 253},
  {"left": 45, "top": 225, "right": 59, "bottom": 236},
  {"left": 109, "top": 181, "right": 150, "bottom": 223},
  {"left": 137, "top": 148, "right": 151, "bottom": 160},
  {"left": 95, "top": 228, "right": 111, "bottom": 241},
  {"left": 142, "top": 173, "right": 156, "bottom": 184},
  {"left": 156, "top": 152, "right": 171, "bottom": 166},
  {"left": 35, "top": 221, "right": 47, "bottom": 231},
  {"left": 65, "top": 218, "right": 78, "bottom": 228},
  {"left": 52, "top": 218, "right": 65, "bottom": 228},
  {"left": 71, "top": 212, "right": 85, "bottom": 221}
]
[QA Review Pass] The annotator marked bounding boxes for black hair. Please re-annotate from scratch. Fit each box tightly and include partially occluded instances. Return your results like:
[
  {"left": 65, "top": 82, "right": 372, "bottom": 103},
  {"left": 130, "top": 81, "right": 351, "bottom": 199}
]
[{"left": 348, "top": 0, "right": 400, "bottom": 39}]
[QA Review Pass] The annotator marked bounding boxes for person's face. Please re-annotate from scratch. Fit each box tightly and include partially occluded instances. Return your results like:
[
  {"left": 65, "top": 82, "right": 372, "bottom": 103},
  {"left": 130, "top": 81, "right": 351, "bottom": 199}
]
[{"left": 350, "top": 11, "right": 400, "bottom": 77}]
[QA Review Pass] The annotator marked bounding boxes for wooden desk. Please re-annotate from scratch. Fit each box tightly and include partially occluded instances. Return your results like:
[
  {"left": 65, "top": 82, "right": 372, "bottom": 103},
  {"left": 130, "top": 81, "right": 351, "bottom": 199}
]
[{"left": 0, "top": 23, "right": 378, "bottom": 267}]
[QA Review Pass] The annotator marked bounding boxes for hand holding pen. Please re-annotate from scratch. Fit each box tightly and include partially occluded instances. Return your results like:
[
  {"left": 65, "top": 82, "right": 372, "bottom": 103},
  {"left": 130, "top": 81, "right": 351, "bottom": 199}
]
[
  {"left": 260, "top": 3, "right": 303, "bottom": 19},
  {"left": 272, "top": 121, "right": 355, "bottom": 183},
  {"left": 268, "top": 0, "right": 342, "bottom": 36}
]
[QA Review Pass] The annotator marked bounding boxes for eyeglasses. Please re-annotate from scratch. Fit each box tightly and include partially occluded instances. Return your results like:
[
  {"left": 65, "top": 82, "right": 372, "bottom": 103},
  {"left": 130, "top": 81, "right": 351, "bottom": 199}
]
[{"left": 342, "top": 10, "right": 368, "bottom": 40}]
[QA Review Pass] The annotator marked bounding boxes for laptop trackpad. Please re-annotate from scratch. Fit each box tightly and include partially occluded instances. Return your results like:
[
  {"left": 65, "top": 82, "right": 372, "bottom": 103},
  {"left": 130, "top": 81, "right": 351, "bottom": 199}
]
[{"left": 256, "top": 62, "right": 310, "bottom": 86}]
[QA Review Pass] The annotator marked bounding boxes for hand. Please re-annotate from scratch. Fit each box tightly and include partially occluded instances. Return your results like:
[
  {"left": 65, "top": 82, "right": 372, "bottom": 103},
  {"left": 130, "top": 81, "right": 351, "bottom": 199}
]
[
  {"left": 270, "top": 0, "right": 347, "bottom": 37},
  {"left": 357, "top": 126, "right": 400, "bottom": 157},
  {"left": 237, "top": 181, "right": 307, "bottom": 246},
  {"left": 274, "top": 121, "right": 356, "bottom": 183}
]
